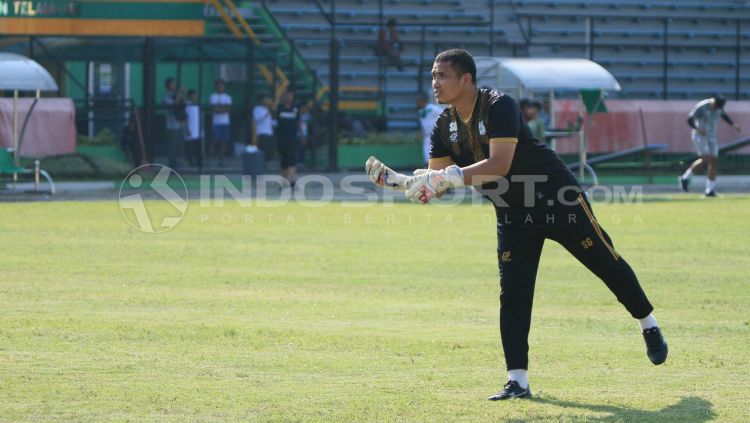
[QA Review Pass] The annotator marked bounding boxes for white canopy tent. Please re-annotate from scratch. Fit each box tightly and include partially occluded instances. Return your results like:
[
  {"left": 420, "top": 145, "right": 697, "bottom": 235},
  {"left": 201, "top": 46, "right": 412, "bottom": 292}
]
[
  {"left": 0, "top": 53, "right": 58, "bottom": 193},
  {"left": 475, "top": 57, "right": 621, "bottom": 183},
  {"left": 0, "top": 52, "right": 59, "bottom": 92},
  {"left": 475, "top": 57, "right": 621, "bottom": 97}
]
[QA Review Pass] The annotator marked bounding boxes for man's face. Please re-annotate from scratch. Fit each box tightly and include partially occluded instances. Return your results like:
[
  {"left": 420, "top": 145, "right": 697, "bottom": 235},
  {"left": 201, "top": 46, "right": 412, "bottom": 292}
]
[
  {"left": 215, "top": 82, "right": 224, "bottom": 93},
  {"left": 524, "top": 106, "right": 539, "bottom": 120},
  {"left": 284, "top": 91, "right": 294, "bottom": 104},
  {"left": 431, "top": 61, "right": 468, "bottom": 104},
  {"left": 167, "top": 80, "right": 176, "bottom": 92}
]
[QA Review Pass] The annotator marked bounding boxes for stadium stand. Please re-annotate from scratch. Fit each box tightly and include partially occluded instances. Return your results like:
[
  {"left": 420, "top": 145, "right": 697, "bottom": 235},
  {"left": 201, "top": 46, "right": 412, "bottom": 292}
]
[{"left": 261, "top": 0, "right": 750, "bottom": 130}]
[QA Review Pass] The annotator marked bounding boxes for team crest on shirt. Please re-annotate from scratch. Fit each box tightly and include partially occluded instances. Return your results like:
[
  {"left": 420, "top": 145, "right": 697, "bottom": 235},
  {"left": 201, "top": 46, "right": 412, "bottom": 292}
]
[
  {"left": 449, "top": 120, "right": 458, "bottom": 143},
  {"left": 479, "top": 121, "right": 486, "bottom": 135}
]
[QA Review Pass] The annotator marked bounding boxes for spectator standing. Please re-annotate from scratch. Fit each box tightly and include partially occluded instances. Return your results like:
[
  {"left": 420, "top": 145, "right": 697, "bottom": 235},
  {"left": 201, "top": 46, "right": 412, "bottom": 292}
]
[
  {"left": 276, "top": 90, "right": 301, "bottom": 187},
  {"left": 253, "top": 93, "right": 276, "bottom": 163},
  {"left": 520, "top": 99, "right": 546, "bottom": 143},
  {"left": 209, "top": 79, "right": 232, "bottom": 166},
  {"left": 184, "top": 89, "right": 202, "bottom": 172}
]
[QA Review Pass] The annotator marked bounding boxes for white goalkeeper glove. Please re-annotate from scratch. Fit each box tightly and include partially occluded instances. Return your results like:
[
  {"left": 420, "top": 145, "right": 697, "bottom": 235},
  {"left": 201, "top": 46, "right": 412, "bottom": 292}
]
[
  {"left": 365, "top": 156, "right": 409, "bottom": 190},
  {"left": 404, "top": 165, "right": 464, "bottom": 204}
]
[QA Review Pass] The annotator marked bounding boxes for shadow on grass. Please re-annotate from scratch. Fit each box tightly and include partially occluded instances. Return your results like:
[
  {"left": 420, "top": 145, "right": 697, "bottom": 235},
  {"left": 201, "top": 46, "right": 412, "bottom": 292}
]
[{"left": 526, "top": 396, "right": 715, "bottom": 422}]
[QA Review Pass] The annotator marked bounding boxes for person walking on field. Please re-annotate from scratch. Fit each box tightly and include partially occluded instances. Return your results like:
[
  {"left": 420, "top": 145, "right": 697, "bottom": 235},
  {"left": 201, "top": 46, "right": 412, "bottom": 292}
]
[{"left": 679, "top": 94, "right": 741, "bottom": 196}]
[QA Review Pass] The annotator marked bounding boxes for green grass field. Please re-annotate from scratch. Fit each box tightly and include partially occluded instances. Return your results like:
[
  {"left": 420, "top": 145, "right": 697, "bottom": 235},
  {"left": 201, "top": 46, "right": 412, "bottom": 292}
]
[{"left": 1, "top": 195, "right": 749, "bottom": 422}]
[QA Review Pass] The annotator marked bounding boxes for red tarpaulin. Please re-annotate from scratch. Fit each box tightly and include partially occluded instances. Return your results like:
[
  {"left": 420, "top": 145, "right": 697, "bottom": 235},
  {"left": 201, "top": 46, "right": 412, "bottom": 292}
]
[
  {"left": 553, "top": 99, "right": 750, "bottom": 155},
  {"left": 0, "top": 98, "right": 76, "bottom": 158}
]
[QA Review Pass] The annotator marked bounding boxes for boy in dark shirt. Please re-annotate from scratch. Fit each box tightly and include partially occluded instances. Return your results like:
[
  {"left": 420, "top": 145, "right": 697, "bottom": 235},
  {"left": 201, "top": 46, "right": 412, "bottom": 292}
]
[{"left": 276, "top": 90, "right": 301, "bottom": 187}]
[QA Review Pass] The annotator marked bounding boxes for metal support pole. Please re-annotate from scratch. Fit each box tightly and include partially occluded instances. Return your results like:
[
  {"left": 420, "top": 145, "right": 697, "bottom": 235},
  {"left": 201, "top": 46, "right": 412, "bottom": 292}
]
[
  {"left": 549, "top": 89, "right": 556, "bottom": 151},
  {"left": 34, "top": 160, "right": 40, "bottom": 191},
  {"left": 246, "top": 38, "right": 255, "bottom": 104},
  {"left": 143, "top": 37, "right": 156, "bottom": 160},
  {"left": 489, "top": 1, "right": 495, "bottom": 56},
  {"left": 526, "top": 17, "right": 532, "bottom": 55},
  {"left": 378, "top": 0, "right": 383, "bottom": 26},
  {"left": 176, "top": 61, "right": 182, "bottom": 89},
  {"left": 578, "top": 93, "right": 586, "bottom": 182},
  {"left": 662, "top": 18, "right": 669, "bottom": 100},
  {"left": 329, "top": 38, "right": 340, "bottom": 171},
  {"left": 735, "top": 20, "right": 741, "bottom": 101},
  {"left": 288, "top": 39, "right": 296, "bottom": 93},
  {"left": 198, "top": 39, "right": 204, "bottom": 105},
  {"left": 418, "top": 25, "right": 426, "bottom": 95},
  {"left": 12, "top": 90, "right": 19, "bottom": 167},
  {"left": 246, "top": 38, "right": 255, "bottom": 147},
  {"left": 198, "top": 38, "right": 205, "bottom": 166},
  {"left": 327, "top": 0, "right": 338, "bottom": 171},
  {"left": 584, "top": 17, "right": 591, "bottom": 59},
  {"left": 589, "top": 18, "right": 595, "bottom": 60}
]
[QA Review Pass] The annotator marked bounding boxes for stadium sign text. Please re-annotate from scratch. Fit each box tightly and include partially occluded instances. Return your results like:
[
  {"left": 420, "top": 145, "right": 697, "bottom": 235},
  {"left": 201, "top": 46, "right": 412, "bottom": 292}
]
[{"left": 0, "top": 1, "right": 80, "bottom": 17}]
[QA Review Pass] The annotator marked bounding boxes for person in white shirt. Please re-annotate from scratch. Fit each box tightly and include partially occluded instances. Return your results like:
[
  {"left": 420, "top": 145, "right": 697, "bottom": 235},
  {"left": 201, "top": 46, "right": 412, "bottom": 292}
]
[
  {"left": 252, "top": 93, "right": 276, "bottom": 162},
  {"left": 416, "top": 92, "right": 444, "bottom": 165},
  {"left": 679, "top": 95, "right": 741, "bottom": 196},
  {"left": 184, "top": 89, "right": 202, "bottom": 171},
  {"left": 209, "top": 79, "right": 232, "bottom": 166}
]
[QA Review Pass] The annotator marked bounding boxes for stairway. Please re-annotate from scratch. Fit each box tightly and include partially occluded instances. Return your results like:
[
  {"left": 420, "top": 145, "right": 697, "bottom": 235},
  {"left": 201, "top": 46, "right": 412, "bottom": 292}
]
[{"left": 204, "top": 0, "right": 320, "bottom": 102}]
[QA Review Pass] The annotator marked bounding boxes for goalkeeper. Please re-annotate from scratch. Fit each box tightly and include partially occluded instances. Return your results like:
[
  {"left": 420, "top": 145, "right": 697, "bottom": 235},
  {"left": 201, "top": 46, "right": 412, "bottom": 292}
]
[{"left": 365, "top": 49, "right": 667, "bottom": 401}]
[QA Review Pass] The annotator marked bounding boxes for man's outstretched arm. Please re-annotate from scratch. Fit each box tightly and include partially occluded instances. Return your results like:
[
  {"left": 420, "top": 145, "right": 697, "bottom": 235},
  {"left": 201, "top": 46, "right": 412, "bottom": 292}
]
[
  {"left": 721, "top": 112, "right": 742, "bottom": 132},
  {"left": 460, "top": 140, "right": 516, "bottom": 186},
  {"left": 404, "top": 141, "right": 516, "bottom": 204}
]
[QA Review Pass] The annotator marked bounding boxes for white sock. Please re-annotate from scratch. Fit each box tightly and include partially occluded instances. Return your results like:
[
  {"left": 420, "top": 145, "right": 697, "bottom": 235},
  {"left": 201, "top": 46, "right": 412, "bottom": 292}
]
[
  {"left": 706, "top": 180, "right": 716, "bottom": 193},
  {"left": 508, "top": 369, "right": 528, "bottom": 389},
  {"left": 638, "top": 314, "right": 658, "bottom": 331},
  {"left": 682, "top": 168, "right": 692, "bottom": 179}
]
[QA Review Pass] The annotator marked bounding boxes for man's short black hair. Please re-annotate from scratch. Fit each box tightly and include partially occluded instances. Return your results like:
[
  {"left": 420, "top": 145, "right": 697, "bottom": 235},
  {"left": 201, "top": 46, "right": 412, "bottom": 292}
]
[
  {"left": 164, "top": 77, "right": 174, "bottom": 89},
  {"left": 435, "top": 49, "right": 477, "bottom": 84},
  {"left": 713, "top": 94, "right": 726, "bottom": 108}
]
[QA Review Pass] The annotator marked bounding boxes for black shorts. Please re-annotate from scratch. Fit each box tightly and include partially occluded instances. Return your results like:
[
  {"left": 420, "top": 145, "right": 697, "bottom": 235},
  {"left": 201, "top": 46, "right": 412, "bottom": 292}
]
[
  {"left": 257, "top": 134, "right": 275, "bottom": 162},
  {"left": 277, "top": 136, "right": 299, "bottom": 169}
]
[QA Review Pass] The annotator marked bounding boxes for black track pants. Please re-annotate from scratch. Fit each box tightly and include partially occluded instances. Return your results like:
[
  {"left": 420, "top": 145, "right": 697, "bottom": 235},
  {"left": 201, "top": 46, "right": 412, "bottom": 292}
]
[{"left": 496, "top": 194, "right": 654, "bottom": 370}]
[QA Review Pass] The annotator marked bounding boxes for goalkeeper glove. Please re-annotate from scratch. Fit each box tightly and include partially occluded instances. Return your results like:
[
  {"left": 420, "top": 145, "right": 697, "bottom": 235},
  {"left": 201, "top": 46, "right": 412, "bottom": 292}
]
[
  {"left": 405, "top": 165, "right": 464, "bottom": 204},
  {"left": 365, "top": 156, "right": 409, "bottom": 190}
]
